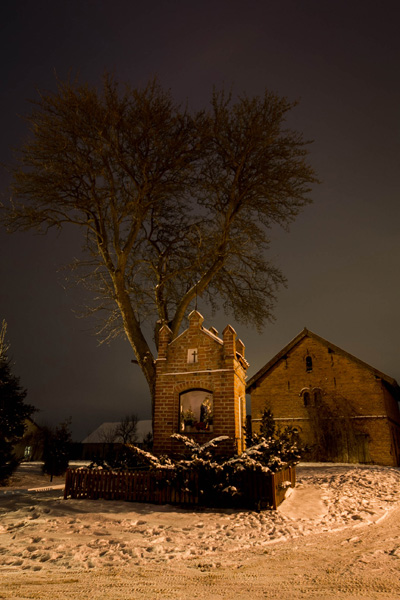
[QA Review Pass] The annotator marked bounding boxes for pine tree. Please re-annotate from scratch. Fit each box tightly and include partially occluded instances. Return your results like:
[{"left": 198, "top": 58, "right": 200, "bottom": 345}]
[
  {"left": 246, "top": 406, "right": 303, "bottom": 470},
  {"left": 259, "top": 407, "right": 276, "bottom": 438},
  {"left": 0, "top": 322, "right": 35, "bottom": 484},
  {"left": 42, "top": 420, "right": 72, "bottom": 480}
]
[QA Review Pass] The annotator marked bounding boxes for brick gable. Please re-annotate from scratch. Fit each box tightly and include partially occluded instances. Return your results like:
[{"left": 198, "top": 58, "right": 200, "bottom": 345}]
[
  {"left": 248, "top": 329, "right": 400, "bottom": 466},
  {"left": 153, "top": 311, "right": 248, "bottom": 456}
]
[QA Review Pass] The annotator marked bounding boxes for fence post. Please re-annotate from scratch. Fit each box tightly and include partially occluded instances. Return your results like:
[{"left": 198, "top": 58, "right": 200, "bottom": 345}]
[
  {"left": 271, "top": 473, "right": 277, "bottom": 510},
  {"left": 64, "top": 468, "right": 71, "bottom": 499}
]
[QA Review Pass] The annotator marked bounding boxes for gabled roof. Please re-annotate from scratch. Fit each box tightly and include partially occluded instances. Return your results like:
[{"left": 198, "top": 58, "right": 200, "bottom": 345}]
[
  {"left": 168, "top": 323, "right": 223, "bottom": 347},
  {"left": 82, "top": 420, "right": 152, "bottom": 444},
  {"left": 246, "top": 328, "right": 400, "bottom": 397}
]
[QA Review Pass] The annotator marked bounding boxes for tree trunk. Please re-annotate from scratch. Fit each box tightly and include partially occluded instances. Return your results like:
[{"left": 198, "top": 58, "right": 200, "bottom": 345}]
[{"left": 112, "top": 274, "right": 156, "bottom": 414}]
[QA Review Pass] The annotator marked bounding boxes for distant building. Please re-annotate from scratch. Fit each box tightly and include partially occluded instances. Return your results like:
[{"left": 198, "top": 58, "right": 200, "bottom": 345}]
[
  {"left": 153, "top": 310, "right": 249, "bottom": 457},
  {"left": 247, "top": 329, "right": 400, "bottom": 466},
  {"left": 81, "top": 419, "right": 152, "bottom": 461}
]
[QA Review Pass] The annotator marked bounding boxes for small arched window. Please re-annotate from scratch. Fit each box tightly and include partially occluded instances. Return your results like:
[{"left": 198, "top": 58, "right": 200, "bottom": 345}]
[
  {"left": 303, "top": 391, "right": 310, "bottom": 407},
  {"left": 313, "top": 389, "right": 322, "bottom": 404},
  {"left": 306, "top": 356, "right": 313, "bottom": 372}
]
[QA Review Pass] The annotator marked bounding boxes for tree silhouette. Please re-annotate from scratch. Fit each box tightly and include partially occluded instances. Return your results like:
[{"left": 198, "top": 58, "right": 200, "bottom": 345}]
[
  {"left": 0, "top": 321, "right": 35, "bottom": 484},
  {"left": 2, "top": 76, "right": 317, "bottom": 414},
  {"left": 42, "top": 420, "right": 72, "bottom": 481}
]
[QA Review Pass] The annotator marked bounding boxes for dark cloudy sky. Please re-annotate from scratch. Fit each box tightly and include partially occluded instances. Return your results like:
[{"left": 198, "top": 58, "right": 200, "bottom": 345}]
[{"left": 1, "top": 0, "right": 399, "bottom": 441}]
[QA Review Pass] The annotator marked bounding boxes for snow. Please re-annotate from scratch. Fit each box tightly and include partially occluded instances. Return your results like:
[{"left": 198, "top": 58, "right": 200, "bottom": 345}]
[
  {"left": 1, "top": 462, "right": 400, "bottom": 599},
  {"left": 82, "top": 420, "right": 152, "bottom": 444}
]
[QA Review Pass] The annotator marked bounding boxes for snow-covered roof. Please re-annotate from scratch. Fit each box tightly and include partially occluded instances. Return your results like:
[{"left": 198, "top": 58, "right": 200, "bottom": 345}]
[{"left": 81, "top": 420, "right": 152, "bottom": 444}]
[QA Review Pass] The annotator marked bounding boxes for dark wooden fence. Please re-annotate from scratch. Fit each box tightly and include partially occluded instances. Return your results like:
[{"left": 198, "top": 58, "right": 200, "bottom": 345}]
[
  {"left": 64, "top": 465, "right": 295, "bottom": 510},
  {"left": 64, "top": 468, "right": 198, "bottom": 505}
]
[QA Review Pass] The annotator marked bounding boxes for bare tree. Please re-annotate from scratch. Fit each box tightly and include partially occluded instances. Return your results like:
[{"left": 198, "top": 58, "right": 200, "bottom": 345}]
[
  {"left": 1, "top": 75, "right": 318, "bottom": 414},
  {"left": 98, "top": 424, "right": 118, "bottom": 445},
  {"left": 115, "top": 414, "right": 138, "bottom": 445}
]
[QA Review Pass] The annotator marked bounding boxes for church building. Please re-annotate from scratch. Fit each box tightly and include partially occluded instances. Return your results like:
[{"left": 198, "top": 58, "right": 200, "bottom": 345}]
[{"left": 152, "top": 310, "right": 249, "bottom": 457}]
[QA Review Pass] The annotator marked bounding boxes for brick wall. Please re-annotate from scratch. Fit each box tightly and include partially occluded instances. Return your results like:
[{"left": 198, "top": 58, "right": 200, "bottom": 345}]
[
  {"left": 153, "top": 311, "right": 248, "bottom": 456},
  {"left": 250, "top": 334, "right": 400, "bottom": 466}
]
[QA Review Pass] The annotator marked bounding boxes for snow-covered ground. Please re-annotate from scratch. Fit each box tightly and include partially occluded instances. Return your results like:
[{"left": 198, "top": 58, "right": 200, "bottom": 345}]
[{"left": 1, "top": 462, "right": 400, "bottom": 599}]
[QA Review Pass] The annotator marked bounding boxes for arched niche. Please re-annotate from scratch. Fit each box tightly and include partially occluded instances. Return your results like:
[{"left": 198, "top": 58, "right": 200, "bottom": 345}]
[{"left": 179, "top": 389, "right": 213, "bottom": 433}]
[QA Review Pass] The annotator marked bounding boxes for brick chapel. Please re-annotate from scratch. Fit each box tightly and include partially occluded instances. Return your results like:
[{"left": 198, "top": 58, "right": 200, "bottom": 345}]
[{"left": 152, "top": 310, "right": 249, "bottom": 457}]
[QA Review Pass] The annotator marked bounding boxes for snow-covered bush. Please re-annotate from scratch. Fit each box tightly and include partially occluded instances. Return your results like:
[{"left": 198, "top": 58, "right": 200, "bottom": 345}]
[
  {"left": 86, "top": 444, "right": 174, "bottom": 471},
  {"left": 169, "top": 432, "right": 299, "bottom": 507},
  {"left": 89, "top": 421, "right": 300, "bottom": 508},
  {"left": 246, "top": 406, "right": 303, "bottom": 469}
]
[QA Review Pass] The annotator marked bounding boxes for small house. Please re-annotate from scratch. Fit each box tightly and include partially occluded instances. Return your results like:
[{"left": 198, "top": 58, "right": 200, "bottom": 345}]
[{"left": 81, "top": 419, "right": 153, "bottom": 461}]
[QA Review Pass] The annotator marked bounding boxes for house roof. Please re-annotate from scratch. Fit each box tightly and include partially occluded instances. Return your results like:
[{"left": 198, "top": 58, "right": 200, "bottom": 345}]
[
  {"left": 246, "top": 328, "right": 400, "bottom": 398},
  {"left": 81, "top": 420, "right": 152, "bottom": 444}
]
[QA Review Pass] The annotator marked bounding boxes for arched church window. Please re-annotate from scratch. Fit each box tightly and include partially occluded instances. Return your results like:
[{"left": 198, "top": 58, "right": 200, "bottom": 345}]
[
  {"left": 306, "top": 356, "right": 313, "bottom": 372},
  {"left": 303, "top": 391, "right": 310, "bottom": 407},
  {"left": 180, "top": 389, "right": 213, "bottom": 433},
  {"left": 313, "top": 389, "right": 322, "bottom": 404}
]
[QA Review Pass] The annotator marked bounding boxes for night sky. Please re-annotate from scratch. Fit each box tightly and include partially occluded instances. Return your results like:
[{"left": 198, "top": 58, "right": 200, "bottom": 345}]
[{"left": 1, "top": 1, "right": 399, "bottom": 441}]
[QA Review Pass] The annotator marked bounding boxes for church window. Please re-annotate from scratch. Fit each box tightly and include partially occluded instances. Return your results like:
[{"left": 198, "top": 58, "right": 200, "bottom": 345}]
[
  {"left": 306, "top": 356, "right": 313, "bottom": 372},
  {"left": 180, "top": 389, "right": 213, "bottom": 433},
  {"left": 303, "top": 391, "right": 310, "bottom": 407},
  {"left": 313, "top": 389, "right": 322, "bottom": 404}
]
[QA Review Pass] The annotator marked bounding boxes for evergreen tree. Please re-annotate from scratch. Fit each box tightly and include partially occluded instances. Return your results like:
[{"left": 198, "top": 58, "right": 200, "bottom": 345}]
[
  {"left": 259, "top": 407, "right": 276, "bottom": 438},
  {"left": 246, "top": 405, "right": 303, "bottom": 468},
  {"left": 0, "top": 321, "right": 35, "bottom": 484},
  {"left": 42, "top": 420, "right": 72, "bottom": 480}
]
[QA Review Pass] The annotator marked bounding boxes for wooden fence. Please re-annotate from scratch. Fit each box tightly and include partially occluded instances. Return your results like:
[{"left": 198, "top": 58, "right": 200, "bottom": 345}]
[
  {"left": 64, "top": 465, "right": 295, "bottom": 510},
  {"left": 270, "top": 464, "right": 296, "bottom": 509},
  {"left": 64, "top": 468, "right": 198, "bottom": 505}
]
